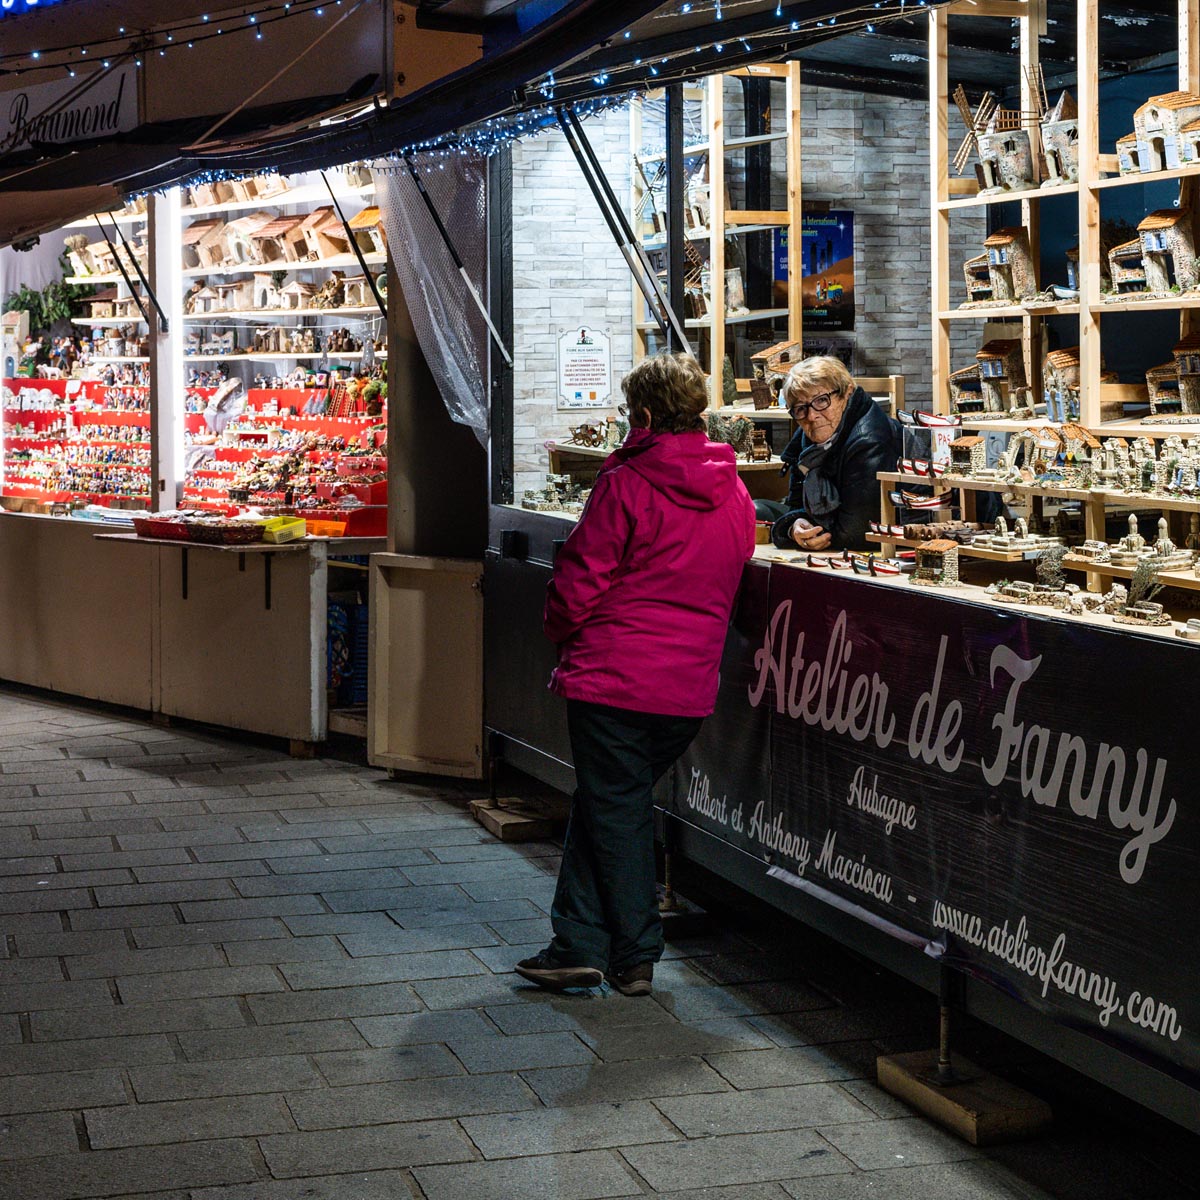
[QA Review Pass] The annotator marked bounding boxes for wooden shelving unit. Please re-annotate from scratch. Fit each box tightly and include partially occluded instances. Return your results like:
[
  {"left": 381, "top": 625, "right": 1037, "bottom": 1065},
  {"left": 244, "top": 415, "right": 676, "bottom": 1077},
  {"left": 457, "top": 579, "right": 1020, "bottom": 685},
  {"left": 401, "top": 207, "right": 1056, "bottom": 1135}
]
[{"left": 630, "top": 64, "right": 803, "bottom": 406}]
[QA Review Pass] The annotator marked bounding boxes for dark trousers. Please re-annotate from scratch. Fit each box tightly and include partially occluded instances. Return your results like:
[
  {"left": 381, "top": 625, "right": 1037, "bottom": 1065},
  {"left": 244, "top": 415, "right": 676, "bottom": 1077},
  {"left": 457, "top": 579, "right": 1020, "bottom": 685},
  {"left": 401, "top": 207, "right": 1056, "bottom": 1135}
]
[{"left": 550, "top": 699, "right": 703, "bottom": 972}]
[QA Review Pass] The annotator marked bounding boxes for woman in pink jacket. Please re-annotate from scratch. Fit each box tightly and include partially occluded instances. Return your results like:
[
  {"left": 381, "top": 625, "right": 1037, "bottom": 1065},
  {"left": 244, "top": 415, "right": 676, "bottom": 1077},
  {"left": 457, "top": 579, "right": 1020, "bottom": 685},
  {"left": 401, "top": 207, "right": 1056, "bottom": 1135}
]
[{"left": 517, "top": 353, "right": 756, "bottom": 996}]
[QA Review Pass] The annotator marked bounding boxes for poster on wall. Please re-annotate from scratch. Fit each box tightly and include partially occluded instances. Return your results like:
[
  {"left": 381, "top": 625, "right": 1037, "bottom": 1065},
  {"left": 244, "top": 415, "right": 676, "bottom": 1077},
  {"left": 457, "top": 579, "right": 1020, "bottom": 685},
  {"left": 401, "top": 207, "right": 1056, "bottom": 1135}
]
[
  {"left": 673, "top": 566, "right": 1198, "bottom": 1085},
  {"left": 775, "top": 212, "right": 856, "bottom": 331},
  {"left": 557, "top": 326, "right": 613, "bottom": 410}
]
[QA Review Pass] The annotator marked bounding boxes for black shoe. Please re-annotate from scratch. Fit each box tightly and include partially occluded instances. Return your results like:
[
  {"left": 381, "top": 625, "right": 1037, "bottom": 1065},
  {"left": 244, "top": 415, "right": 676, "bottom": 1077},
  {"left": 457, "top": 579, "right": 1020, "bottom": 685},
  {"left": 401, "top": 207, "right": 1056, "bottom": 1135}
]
[
  {"left": 515, "top": 950, "right": 603, "bottom": 991},
  {"left": 608, "top": 962, "right": 654, "bottom": 996}
]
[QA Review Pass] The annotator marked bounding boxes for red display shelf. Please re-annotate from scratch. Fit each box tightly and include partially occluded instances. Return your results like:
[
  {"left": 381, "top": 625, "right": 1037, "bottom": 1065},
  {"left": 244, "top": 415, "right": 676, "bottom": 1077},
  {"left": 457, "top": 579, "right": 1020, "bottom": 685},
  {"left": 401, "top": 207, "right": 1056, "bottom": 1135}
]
[{"left": 70, "top": 410, "right": 151, "bottom": 426}]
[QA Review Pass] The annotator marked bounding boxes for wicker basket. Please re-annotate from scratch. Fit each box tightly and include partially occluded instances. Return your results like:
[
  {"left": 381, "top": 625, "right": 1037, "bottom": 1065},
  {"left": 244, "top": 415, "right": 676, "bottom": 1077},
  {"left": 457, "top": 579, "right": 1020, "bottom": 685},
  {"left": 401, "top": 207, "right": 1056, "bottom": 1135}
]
[{"left": 132, "top": 517, "right": 191, "bottom": 542}]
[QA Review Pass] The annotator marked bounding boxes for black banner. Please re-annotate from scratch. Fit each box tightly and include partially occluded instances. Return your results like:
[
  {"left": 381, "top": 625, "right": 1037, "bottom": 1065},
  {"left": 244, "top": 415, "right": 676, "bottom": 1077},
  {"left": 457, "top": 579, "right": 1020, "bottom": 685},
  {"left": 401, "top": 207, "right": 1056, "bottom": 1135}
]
[{"left": 674, "top": 563, "right": 1198, "bottom": 1084}]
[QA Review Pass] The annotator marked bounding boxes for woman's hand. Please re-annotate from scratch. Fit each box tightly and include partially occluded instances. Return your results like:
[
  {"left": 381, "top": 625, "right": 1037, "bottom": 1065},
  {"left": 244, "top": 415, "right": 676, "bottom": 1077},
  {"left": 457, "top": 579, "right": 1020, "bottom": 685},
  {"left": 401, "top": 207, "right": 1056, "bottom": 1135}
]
[{"left": 791, "top": 518, "right": 831, "bottom": 552}]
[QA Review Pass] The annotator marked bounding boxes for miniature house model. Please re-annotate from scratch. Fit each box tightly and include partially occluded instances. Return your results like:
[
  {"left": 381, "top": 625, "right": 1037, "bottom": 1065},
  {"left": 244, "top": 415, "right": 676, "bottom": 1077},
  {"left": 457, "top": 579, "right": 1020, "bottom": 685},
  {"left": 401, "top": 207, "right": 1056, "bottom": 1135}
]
[
  {"left": 1021, "top": 426, "right": 1065, "bottom": 475},
  {"left": 914, "top": 540, "right": 960, "bottom": 585},
  {"left": 1120, "top": 92, "right": 1200, "bottom": 173},
  {"left": 341, "top": 275, "right": 371, "bottom": 309},
  {"left": 1175, "top": 333, "right": 1200, "bottom": 414},
  {"left": 949, "top": 363, "right": 984, "bottom": 414},
  {"left": 1108, "top": 239, "right": 1147, "bottom": 292},
  {"left": 976, "top": 118, "right": 1035, "bottom": 194},
  {"left": 1065, "top": 246, "right": 1079, "bottom": 292},
  {"left": 280, "top": 281, "right": 317, "bottom": 311},
  {"left": 86, "top": 288, "right": 118, "bottom": 320},
  {"left": 948, "top": 435, "right": 986, "bottom": 475},
  {"left": 300, "top": 208, "right": 352, "bottom": 260},
  {"left": 1146, "top": 361, "right": 1182, "bottom": 414},
  {"left": 1043, "top": 347, "right": 1081, "bottom": 422},
  {"left": 1041, "top": 91, "right": 1079, "bottom": 184},
  {"left": 181, "top": 220, "right": 223, "bottom": 270},
  {"left": 976, "top": 339, "right": 1026, "bottom": 412},
  {"left": 983, "top": 227, "right": 1036, "bottom": 301},
  {"left": 250, "top": 216, "right": 305, "bottom": 265},
  {"left": 348, "top": 207, "right": 386, "bottom": 255},
  {"left": 1137, "top": 210, "right": 1197, "bottom": 292},
  {"left": 1059, "top": 422, "right": 1101, "bottom": 483},
  {"left": 222, "top": 214, "right": 276, "bottom": 266},
  {"left": 215, "top": 280, "right": 253, "bottom": 312},
  {"left": 963, "top": 254, "right": 992, "bottom": 303},
  {"left": 252, "top": 272, "right": 281, "bottom": 310}
]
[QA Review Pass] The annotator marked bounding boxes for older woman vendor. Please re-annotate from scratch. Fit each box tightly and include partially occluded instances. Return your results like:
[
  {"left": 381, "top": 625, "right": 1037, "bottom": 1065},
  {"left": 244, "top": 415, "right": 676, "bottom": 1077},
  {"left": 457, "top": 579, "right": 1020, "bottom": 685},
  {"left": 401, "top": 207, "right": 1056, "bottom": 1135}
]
[{"left": 761, "top": 356, "right": 901, "bottom": 552}]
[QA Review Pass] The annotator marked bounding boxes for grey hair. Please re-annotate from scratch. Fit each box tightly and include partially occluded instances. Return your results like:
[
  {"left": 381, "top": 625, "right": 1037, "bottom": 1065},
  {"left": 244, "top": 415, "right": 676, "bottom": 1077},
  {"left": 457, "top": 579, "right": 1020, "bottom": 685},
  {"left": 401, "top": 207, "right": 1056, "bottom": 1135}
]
[{"left": 783, "top": 355, "right": 855, "bottom": 404}]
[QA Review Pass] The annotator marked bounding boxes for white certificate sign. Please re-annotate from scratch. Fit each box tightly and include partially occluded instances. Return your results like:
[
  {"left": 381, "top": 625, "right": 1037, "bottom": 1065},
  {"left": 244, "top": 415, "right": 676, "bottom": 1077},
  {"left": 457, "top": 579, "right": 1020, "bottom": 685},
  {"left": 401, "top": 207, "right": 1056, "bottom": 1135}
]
[
  {"left": 557, "top": 326, "right": 612, "bottom": 410},
  {"left": 0, "top": 66, "right": 139, "bottom": 157}
]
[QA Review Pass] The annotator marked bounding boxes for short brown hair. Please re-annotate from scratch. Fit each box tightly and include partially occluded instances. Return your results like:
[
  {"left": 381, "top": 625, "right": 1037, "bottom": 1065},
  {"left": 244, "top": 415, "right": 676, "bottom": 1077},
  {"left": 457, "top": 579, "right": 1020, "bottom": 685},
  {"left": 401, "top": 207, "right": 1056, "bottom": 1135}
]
[
  {"left": 783, "top": 356, "right": 855, "bottom": 405},
  {"left": 621, "top": 353, "right": 708, "bottom": 434}
]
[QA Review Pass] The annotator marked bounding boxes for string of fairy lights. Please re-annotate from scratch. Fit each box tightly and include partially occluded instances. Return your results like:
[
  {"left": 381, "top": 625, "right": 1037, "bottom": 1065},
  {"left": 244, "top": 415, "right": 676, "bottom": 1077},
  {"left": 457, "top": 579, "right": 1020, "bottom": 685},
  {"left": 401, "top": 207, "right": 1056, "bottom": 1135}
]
[{"left": 0, "top": 0, "right": 346, "bottom": 74}]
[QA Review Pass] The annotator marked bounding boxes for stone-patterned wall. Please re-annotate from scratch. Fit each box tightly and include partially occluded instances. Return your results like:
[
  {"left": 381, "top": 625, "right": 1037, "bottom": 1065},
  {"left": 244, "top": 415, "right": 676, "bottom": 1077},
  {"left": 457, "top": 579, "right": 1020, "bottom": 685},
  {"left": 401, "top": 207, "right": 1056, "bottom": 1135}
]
[{"left": 509, "top": 86, "right": 984, "bottom": 495}]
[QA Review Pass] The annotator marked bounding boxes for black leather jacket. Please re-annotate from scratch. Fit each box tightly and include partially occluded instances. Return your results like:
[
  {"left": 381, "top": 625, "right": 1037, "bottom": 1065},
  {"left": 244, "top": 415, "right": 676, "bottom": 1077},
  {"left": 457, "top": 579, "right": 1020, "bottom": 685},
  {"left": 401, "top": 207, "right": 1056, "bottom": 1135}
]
[{"left": 770, "top": 386, "right": 901, "bottom": 551}]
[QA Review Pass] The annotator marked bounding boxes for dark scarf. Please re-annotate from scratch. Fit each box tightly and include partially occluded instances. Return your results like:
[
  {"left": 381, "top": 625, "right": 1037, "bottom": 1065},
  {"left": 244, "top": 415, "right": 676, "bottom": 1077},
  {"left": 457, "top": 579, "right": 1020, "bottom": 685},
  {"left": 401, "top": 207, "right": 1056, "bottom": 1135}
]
[{"left": 779, "top": 386, "right": 873, "bottom": 519}]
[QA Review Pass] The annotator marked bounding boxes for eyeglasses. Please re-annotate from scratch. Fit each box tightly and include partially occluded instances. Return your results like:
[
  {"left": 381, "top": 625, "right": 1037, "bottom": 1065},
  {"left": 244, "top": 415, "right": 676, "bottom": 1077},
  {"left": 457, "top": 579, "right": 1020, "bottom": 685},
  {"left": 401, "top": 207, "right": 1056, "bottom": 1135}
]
[
  {"left": 617, "top": 404, "right": 628, "bottom": 417},
  {"left": 789, "top": 390, "right": 836, "bottom": 419}
]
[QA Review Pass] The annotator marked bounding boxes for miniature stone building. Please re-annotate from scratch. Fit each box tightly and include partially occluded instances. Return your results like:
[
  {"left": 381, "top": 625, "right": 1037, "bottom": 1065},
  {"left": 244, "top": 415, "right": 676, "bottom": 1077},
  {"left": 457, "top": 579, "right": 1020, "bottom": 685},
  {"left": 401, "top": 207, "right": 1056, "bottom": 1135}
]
[
  {"left": 222, "top": 214, "right": 276, "bottom": 266},
  {"left": 1064, "top": 245, "right": 1079, "bottom": 292},
  {"left": 181, "top": 219, "right": 223, "bottom": 271},
  {"left": 1020, "top": 425, "right": 1065, "bottom": 475},
  {"left": 1121, "top": 92, "right": 1200, "bottom": 173},
  {"left": 341, "top": 276, "right": 371, "bottom": 309},
  {"left": 215, "top": 280, "right": 253, "bottom": 312},
  {"left": 976, "top": 339, "right": 1026, "bottom": 412},
  {"left": 1137, "top": 210, "right": 1198, "bottom": 292},
  {"left": 1041, "top": 91, "right": 1079, "bottom": 184},
  {"left": 1146, "top": 361, "right": 1182, "bottom": 414},
  {"left": 751, "top": 341, "right": 803, "bottom": 382},
  {"left": 963, "top": 255, "right": 992, "bottom": 303},
  {"left": 86, "top": 288, "right": 118, "bottom": 320},
  {"left": 301, "top": 208, "right": 352, "bottom": 261},
  {"left": 1174, "top": 333, "right": 1200, "bottom": 413},
  {"left": 913, "top": 539, "right": 960, "bottom": 585},
  {"left": 348, "top": 207, "right": 386, "bottom": 256},
  {"left": 977, "top": 119, "right": 1035, "bottom": 193},
  {"left": 1108, "top": 239, "right": 1147, "bottom": 292},
  {"left": 1149, "top": 517, "right": 1194, "bottom": 568},
  {"left": 1059, "top": 422, "right": 1101, "bottom": 484},
  {"left": 250, "top": 216, "right": 306, "bottom": 265},
  {"left": 1111, "top": 513, "right": 1150, "bottom": 565},
  {"left": 949, "top": 363, "right": 984, "bottom": 414},
  {"left": 948, "top": 435, "right": 986, "bottom": 475},
  {"left": 983, "top": 228, "right": 1037, "bottom": 301},
  {"left": 1043, "top": 347, "right": 1081, "bottom": 422},
  {"left": 252, "top": 272, "right": 281, "bottom": 310}
]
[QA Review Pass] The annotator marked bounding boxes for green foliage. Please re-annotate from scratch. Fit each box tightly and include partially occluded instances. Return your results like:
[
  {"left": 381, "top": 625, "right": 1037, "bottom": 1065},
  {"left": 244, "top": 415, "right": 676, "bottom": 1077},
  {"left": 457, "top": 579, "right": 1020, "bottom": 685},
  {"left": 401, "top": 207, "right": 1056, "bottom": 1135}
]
[
  {"left": 1127, "top": 559, "right": 1163, "bottom": 608},
  {"left": 3, "top": 254, "right": 95, "bottom": 333},
  {"left": 722, "top": 355, "right": 738, "bottom": 407}
]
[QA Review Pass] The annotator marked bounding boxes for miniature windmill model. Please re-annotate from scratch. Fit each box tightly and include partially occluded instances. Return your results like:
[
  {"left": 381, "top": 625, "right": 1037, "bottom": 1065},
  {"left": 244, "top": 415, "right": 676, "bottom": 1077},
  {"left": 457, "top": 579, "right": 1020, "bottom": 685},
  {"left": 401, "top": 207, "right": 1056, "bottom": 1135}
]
[{"left": 952, "top": 84, "right": 999, "bottom": 175}]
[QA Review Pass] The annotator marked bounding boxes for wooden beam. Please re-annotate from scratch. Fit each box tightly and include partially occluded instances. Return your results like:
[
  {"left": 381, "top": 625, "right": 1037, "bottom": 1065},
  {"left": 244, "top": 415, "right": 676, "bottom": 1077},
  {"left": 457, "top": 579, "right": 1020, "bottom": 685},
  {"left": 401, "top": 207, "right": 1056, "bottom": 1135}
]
[
  {"left": 942, "top": 0, "right": 1028, "bottom": 17},
  {"left": 1077, "top": 0, "right": 1101, "bottom": 427},
  {"left": 786, "top": 60, "right": 803, "bottom": 347},
  {"left": 709, "top": 72, "right": 726, "bottom": 408},
  {"left": 724, "top": 210, "right": 791, "bottom": 225},
  {"left": 930, "top": 8, "right": 951, "bottom": 415}
]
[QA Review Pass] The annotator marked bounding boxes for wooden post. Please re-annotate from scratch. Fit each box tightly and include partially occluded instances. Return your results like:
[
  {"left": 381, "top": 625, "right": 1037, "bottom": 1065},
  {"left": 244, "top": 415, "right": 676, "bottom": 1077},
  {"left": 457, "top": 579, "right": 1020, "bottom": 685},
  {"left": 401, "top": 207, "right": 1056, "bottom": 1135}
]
[
  {"left": 786, "top": 60, "right": 804, "bottom": 347},
  {"left": 709, "top": 72, "right": 727, "bottom": 408},
  {"left": 929, "top": 8, "right": 952, "bottom": 416},
  {"left": 1020, "top": 0, "right": 1045, "bottom": 411},
  {"left": 1076, "top": 0, "right": 1102, "bottom": 427},
  {"left": 147, "top": 188, "right": 183, "bottom": 513},
  {"left": 629, "top": 96, "right": 648, "bottom": 364},
  {"left": 1179, "top": 0, "right": 1199, "bottom": 338}
]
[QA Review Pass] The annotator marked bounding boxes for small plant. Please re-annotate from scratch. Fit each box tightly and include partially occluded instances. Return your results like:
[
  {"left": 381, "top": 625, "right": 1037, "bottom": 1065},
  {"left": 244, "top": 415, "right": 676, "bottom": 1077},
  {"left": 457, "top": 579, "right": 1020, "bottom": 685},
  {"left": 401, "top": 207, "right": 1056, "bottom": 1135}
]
[
  {"left": 722, "top": 355, "right": 737, "bottom": 407},
  {"left": 1127, "top": 559, "right": 1163, "bottom": 608}
]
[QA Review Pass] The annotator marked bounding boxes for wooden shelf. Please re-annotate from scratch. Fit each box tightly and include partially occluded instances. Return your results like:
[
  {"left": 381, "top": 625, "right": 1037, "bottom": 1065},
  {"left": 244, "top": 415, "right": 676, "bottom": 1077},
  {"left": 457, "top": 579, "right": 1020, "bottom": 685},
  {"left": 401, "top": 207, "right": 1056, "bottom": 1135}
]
[
  {"left": 72, "top": 317, "right": 147, "bottom": 328},
  {"left": 181, "top": 252, "right": 385, "bottom": 280},
  {"left": 183, "top": 307, "right": 383, "bottom": 322},
  {"left": 1062, "top": 557, "right": 1200, "bottom": 591},
  {"left": 937, "top": 181, "right": 1079, "bottom": 210},
  {"left": 939, "top": 302, "right": 1079, "bottom": 320},
  {"left": 1095, "top": 294, "right": 1200, "bottom": 313},
  {"left": 184, "top": 351, "right": 385, "bottom": 363},
  {"left": 1092, "top": 162, "right": 1200, "bottom": 190},
  {"left": 864, "top": 532, "right": 1043, "bottom": 562}
]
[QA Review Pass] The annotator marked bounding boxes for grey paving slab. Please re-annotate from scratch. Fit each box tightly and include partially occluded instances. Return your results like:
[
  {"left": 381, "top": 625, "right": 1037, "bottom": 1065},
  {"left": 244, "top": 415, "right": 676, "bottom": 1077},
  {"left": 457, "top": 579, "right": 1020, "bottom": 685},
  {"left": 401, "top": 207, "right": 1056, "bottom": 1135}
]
[
  {"left": 178, "top": 897, "right": 326, "bottom": 922},
  {"left": 94, "top": 880, "right": 237, "bottom": 907},
  {"left": 471, "top": 941, "right": 544, "bottom": 973},
  {"left": 0, "top": 808, "right": 87, "bottom": 828},
  {"left": 129, "top": 1054, "right": 324, "bottom": 1102},
  {"left": 488, "top": 917, "right": 553, "bottom": 944},
  {"left": 428, "top": 841, "right": 558, "bottom": 864},
  {"left": 581, "top": 1019, "right": 776, "bottom": 1062},
  {"left": 281, "top": 912, "right": 403, "bottom": 937},
  {"left": 655, "top": 1082, "right": 873, "bottom": 1137},
  {"left": 32, "top": 997, "right": 247, "bottom": 1041},
  {"left": 0, "top": 1034, "right": 175, "bottom": 1075},
  {"left": 320, "top": 888, "right": 423, "bottom": 912},
  {"left": 0, "top": 836, "right": 115, "bottom": 857},
  {"left": 0, "top": 852, "right": 58, "bottom": 874},
  {"left": 838, "top": 1077, "right": 921, "bottom": 1119},
  {"left": 389, "top": 898, "right": 544, "bottom": 928},
  {"left": 0, "top": 911, "right": 68, "bottom": 934},
  {"left": 66, "top": 944, "right": 226, "bottom": 979},
  {"left": 234, "top": 868, "right": 411, "bottom": 897},
  {"left": 314, "top": 828, "right": 490, "bottom": 853},
  {"left": 0, "top": 954, "right": 73, "bottom": 983},
  {"left": 247, "top": 982, "right": 422, "bottom": 1025},
  {"left": 0, "top": 885, "right": 93, "bottom": 912},
  {"left": 817, "top": 1115, "right": 981, "bottom": 1170},
  {"left": 280, "top": 950, "right": 487, "bottom": 990},
  {"left": 779, "top": 1161, "right": 1035, "bottom": 1200},
  {"left": 223, "top": 936, "right": 346, "bottom": 966},
  {"left": 258, "top": 1121, "right": 471, "bottom": 1180},
  {"left": 0, "top": 1137, "right": 260, "bottom": 1199},
  {"left": 239, "top": 821, "right": 366, "bottom": 841},
  {"left": 132, "top": 862, "right": 270, "bottom": 883},
  {"left": 133, "top": 918, "right": 287, "bottom": 948},
  {"left": 399, "top": 859, "right": 541, "bottom": 887},
  {"left": 69, "top": 904, "right": 182, "bottom": 930},
  {"left": 521, "top": 1056, "right": 732, "bottom": 1107},
  {"left": 412, "top": 973, "right": 562, "bottom": 1010},
  {"left": 86, "top": 1094, "right": 295, "bottom": 1149},
  {"left": 202, "top": 794, "right": 325, "bottom": 814},
  {"left": 312, "top": 1042, "right": 464, "bottom": 1086},
  {"left": 264, "top": 849, "right": 432, "bottom": 874},
  {"left": 189, "top": 1170, "right": 419, "bottom": 1200},
  {"left": 116, "top": 829, "right": 246, "bottom": 851},
  {"left": 0, "top": 977, "right": 114, "bottom": 1012},
  {"left": 59, "top": 849, "right": 192, "bottom": 871},
  {"left": 191, "top": 840, "right": 319, "bottom": 862},
  {"left": 449, "top": 1031, "right": 596, "bottom": 1073},
  {"left": 463, "top": 1098, "right": 677, "bottom": 1159},
  {"left": 286, "top": 1072, "right": 537, "bottom": 1129},
  {"left": 0, "top": 1109, "right": 82, "bottom": 1160},
  {"left": 338, "top": 924, "right": 499, "bottom": 958},
  {"left": 88, "top": 801, "right": 209, "bottom": 823},
  {"left": 705, "top": 1044, "right": 876, "bottom": 1090},
  {"left": 413, "top": 1149, "right": 641, "bottom": 1200},
  {"left": 351, "top": 1009, "right": 495, "bottom": 1047},
  {"left": 177, "top": 1020, "right": 368, "bottom": 1062},
  {"left": 35, "top": 818, "right": 163, "bottom": 839},
  {"left": 623, "top": 1129, "right": 852, "bottom": 1191},
  {"left": 0, "top": 1067, "right": 127, "bottom": 1115},
  {"left": 116, "top": 964, "right": 284, "bottom": 1005}
]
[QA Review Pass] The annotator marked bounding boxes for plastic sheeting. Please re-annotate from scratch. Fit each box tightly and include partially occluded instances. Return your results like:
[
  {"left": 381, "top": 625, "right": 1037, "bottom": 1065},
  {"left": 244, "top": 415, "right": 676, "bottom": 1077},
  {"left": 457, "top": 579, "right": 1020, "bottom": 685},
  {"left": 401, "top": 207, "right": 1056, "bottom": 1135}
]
[{"left": 378, "top": 155, "right": 490, "bottom": 446}]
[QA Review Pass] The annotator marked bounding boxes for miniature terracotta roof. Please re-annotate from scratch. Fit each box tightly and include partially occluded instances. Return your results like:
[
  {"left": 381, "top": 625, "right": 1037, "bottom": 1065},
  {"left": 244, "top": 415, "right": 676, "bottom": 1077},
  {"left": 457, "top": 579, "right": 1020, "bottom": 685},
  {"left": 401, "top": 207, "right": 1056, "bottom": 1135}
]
[
  {"left": 1183, "top": 117, "right": 1200, "bottom": 134},
  {"left": 964, "top": 253, "right": 989, "bottom": 269},
  {"left": 1109, "top": 238, "right": 1143, "bottom": 257},
  {"left": 348, "top": 206, "right": 382, "bottom": 230},
  {"left": 984, "top": 227, "right": 1025, "bottom": 246},
  {"left": 1065, "top": 245, "right": 1079, "bottom": 259},
  {"left": 223, "top": 213, "right": 276, "bottom": 235},
  {"left": 1135, "top": 91, "right": 1200, "bottom": 113},
  {"left": 751, "top": 340, "right": 802, "bottom": 361},
  {"left": 193, "top": 286, "right": 219, "bottom": 298},
  {"left": 1138, "top": 209, "right": 1188, "bottom": 230},
  {"left": 251, "top": 215, "right": 304, "bottom": 239},
  {"left": 181, "top": 219, "right": 223, "bottom": 245},
  {"left": 1115, "top": 132, "right": 1138, "bottom": 145},
  {"left": 1045, "top": 347, "right": 1081, "bottom": 369},
  {"left": 1105, "top": 436, "right": 1129, "bottom": 446},
  {"left": 949, "top": 364, "right": 980, "bottom": 380},
  {"left": 282, "top": 281, "right": 317, "bottom": 293},
  {"left": 1060, "top": 423, "right": 1101, "bottom": 447},
  {"left": 1146, "top": 361, "right": 1177, "bottom": 377},
  {"left": 977, "top": 339, "right": 1020, "bottom": 359},
  {"left": 1046, "top": 91, "right": 1077, "bottom": 122},
  {"left": 299, "top": 206, "right": 339, "bottom": 232},
  {"left": 1175, "top": 332, "right": 1200, "bottom": 353},
  {"left": 951, "top": 435, "right": 984, "bottom": 447},
  {"left": 88, "top": 288, "right": 119, "bottom": 303},
  {"left": 919, "top": 540, "right": 959, "bottom": 553}
]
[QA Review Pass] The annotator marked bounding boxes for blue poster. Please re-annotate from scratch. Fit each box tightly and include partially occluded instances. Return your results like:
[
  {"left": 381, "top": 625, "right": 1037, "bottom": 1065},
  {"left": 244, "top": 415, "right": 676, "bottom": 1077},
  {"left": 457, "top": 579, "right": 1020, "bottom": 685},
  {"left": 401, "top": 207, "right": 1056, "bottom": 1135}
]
[{"left": 775, "top": 211, "right": 856, "bottom": 331}]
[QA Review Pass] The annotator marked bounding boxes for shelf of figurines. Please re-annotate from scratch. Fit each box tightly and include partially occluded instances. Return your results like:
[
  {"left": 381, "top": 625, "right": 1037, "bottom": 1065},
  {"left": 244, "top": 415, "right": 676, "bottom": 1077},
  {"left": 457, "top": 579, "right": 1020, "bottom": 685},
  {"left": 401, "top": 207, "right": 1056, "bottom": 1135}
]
[
  {"left": 939, "top": 303, "right": 1080, "bottom": 321},
  {"left": 954, "top": 416, "right": 1200, "bottom": 438},
  {"left": 65, "top": 252, "right": 386, "bottom": 288}
]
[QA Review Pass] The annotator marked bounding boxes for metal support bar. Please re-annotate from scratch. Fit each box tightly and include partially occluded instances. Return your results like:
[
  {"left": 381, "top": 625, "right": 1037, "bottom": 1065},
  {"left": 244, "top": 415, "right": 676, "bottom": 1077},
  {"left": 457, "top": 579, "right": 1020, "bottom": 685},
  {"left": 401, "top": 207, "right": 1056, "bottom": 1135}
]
[
  {"left": 556, "top": 107, "right": 692, "bottom": 354},
  {"left": 94, "top": 218, "right": 155, "bottom": 329},
  {"left": 666, "top": 84, "right": 687, "bottom": 354},
  {"left": 402, "top": 156, "right": 514, "bottom": 368},
  {"left": 320, "top": 171, "right": 388, "bottom": 319}
]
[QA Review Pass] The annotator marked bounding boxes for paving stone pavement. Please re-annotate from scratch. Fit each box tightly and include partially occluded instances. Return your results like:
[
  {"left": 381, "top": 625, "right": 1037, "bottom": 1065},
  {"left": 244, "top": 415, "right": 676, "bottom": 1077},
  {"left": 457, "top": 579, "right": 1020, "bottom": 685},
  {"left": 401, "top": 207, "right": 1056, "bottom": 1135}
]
[{"left": 0, "top": 686, "right": 1197, "bottom": 1199}]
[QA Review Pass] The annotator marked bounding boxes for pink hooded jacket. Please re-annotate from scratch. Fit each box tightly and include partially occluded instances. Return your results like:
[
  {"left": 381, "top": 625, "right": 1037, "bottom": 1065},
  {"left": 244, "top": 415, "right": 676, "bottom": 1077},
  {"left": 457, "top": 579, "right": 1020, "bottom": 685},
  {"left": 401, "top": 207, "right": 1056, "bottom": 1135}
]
[{"left": 544, "top": 428, "right": 757, "bottom": 718}]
